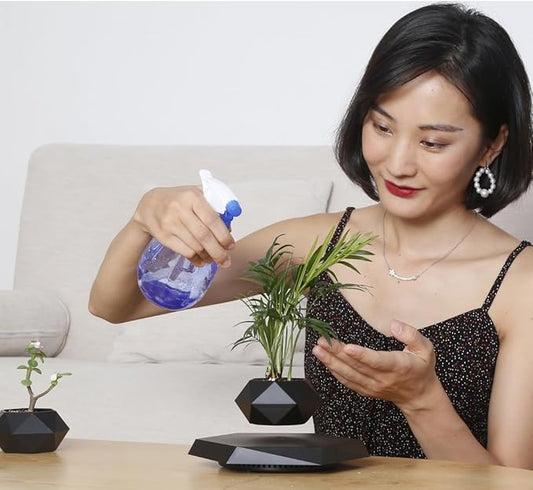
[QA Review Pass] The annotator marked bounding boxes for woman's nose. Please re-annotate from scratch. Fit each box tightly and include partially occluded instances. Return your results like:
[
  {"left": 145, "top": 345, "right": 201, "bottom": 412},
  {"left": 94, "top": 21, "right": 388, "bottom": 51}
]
[{"left": 386, "top": 139, "right": 417, "bottom": 177}]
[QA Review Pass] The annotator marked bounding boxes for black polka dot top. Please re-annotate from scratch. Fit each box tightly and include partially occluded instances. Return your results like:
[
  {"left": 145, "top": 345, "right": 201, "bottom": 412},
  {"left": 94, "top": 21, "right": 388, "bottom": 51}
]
[{"left": 305, "top": 207, "right": 531, "bottom": 458}]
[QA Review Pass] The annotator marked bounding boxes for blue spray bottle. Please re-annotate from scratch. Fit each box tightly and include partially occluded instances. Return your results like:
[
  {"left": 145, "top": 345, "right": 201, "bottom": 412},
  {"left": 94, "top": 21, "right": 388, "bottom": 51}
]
[{"left": 137, "top": 170, "right": 242, "bottom": 310}]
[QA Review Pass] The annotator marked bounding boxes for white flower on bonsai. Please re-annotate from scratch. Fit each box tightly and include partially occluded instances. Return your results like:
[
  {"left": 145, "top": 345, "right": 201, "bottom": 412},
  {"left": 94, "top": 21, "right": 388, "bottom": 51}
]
[
  {"left": 233, "top": 226, "right": 374, "bottom": 381},
  {"left": 17, "top": 341, "right": 72, "bottom": 412}
]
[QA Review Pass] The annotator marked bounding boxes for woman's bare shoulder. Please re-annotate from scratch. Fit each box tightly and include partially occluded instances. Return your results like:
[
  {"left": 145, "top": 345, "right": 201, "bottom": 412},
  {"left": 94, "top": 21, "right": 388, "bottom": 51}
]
[
  {"left": 489, "top": 237, "right": 533, "bottom": 337},
  {"left": 504, "top": 240, "right": 533, "bottom": 287},
  {"left": 476, "top": 217, "right": 532, "bottom": 263}
]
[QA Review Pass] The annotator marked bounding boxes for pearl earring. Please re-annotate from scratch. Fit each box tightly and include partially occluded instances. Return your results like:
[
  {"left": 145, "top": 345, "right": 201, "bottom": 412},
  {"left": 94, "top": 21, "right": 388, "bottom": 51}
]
[{"left": 473, "top": 165, "right": 496, "bottom": 198}]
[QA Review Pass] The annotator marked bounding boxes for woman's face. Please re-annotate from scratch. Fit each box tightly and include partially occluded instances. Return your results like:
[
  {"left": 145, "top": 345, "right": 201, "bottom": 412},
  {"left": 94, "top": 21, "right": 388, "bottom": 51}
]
[{"left": 361, "top": 71, "right": 487, "bottom": 219}]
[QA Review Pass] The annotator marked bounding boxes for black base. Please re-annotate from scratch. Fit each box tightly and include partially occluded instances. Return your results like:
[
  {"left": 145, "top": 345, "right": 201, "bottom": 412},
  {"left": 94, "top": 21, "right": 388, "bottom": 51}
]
[
  {"left": 0, "top": 409, "right": 69, "bottom": 453},
  {"left": 189, "top": 433, "right": 368, "bottom": 472}
]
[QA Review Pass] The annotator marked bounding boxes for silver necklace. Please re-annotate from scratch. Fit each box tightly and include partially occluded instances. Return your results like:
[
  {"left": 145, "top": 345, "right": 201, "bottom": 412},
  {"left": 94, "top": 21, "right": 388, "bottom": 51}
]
[{"left": 382, "top": 211, "right": 478, "bottom": 282}]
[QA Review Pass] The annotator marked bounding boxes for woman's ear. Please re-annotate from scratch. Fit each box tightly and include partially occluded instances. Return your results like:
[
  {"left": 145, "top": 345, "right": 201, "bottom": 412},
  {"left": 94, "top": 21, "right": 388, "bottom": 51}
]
[{"left": 481, "top": 124, "right": 509, "bottom": 165}]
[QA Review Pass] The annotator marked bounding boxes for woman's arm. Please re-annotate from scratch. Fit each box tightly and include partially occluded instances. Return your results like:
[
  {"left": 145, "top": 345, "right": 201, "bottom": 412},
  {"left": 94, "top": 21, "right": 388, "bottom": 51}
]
[
  {"left": 88, "top": 216, "right": 162, "bottom": 323},
  {"left": 391, "top": 322, "right": 505, "bottom": 465},
  {"left": 484, "top": 250, "right": 533, "bottom": 468},
  {"left": 402, "top": 276, "right": 533, "bottom": 469},
  {"left": 89, "top": 183, "right": 336, "bottom": 323}
]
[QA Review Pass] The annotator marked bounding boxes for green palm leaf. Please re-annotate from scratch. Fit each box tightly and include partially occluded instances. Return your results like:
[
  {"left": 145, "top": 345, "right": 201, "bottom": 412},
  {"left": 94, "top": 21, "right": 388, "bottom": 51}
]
[{"left": 233, "top": 227, "right": 375, "bottom": 380}]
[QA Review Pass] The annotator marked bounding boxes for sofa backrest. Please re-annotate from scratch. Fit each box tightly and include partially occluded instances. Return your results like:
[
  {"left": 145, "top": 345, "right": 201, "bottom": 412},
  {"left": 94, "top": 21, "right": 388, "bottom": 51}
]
[{"left": 14, "top": 144, "right": 532, "bottom": 361}]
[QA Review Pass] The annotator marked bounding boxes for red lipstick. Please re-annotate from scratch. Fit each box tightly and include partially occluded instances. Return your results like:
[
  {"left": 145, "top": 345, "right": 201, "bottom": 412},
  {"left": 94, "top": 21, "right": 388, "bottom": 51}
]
[{"left": 384, "top": 180, "right": 421, "bottom": 198}]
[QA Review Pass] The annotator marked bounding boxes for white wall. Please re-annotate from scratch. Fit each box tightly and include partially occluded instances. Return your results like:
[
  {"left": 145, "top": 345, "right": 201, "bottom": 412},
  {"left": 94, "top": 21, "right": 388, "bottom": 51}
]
[{"left": 1, "top": 1, "right": 532, "bottom": 289}]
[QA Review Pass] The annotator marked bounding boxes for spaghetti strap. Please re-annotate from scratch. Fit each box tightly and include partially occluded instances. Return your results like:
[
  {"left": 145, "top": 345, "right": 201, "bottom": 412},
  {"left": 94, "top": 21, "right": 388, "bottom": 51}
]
[
  {"left": 482, "top": 240, "right": 532, "bottom": 311},
  {"left": 326, "top": 207, "right": 355, "bottom": 253}
]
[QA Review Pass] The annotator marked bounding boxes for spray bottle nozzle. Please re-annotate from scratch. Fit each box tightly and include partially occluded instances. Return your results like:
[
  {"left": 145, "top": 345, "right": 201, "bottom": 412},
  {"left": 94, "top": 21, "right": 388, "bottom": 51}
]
[
  {"left": 226, "top": 200, "right": 242, "bottom": 217},
  {"left": 199, "top": 170, "right": 241, "bottom": 229},
  {"left": 219, "top": 200, "right": 242, "bottom": 228}
]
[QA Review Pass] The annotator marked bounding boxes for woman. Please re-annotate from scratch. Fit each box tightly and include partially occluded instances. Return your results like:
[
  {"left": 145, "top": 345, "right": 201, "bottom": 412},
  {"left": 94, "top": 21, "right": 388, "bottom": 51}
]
[{"left": 90, "top": 4, "right": 533, "bottom": 468}]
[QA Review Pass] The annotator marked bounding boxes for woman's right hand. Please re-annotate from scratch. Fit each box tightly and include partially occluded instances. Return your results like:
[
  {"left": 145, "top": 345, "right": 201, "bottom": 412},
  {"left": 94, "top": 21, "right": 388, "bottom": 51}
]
[{"left": 132, "top": 185, "right": 236, "bottom": 268}]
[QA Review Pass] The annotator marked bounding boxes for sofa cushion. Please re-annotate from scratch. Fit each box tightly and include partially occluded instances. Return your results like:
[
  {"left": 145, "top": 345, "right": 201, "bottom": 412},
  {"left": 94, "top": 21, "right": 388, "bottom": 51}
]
[
  {"left": 0, "top": 289, "right": 70, "bottom": 357},
  {"left": 109, "top": 178, "right": 332, "bottom": 364}
]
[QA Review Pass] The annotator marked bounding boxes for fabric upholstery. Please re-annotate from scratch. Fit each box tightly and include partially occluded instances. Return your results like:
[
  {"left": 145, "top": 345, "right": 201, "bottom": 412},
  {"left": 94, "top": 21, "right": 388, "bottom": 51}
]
[{"left": 0, "top": 289, "right": 69, "bottom": 357}]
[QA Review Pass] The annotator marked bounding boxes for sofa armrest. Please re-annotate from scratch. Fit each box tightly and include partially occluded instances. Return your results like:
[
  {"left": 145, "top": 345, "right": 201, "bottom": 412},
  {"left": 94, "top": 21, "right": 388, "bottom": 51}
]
[{"left": 0, "top": 289, "right": 70, "bottom": 357}]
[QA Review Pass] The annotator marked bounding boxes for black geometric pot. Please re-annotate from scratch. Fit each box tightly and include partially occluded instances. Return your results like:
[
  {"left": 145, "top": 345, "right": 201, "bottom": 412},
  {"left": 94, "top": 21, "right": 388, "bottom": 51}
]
[
  {"left": 235, "top": 378, "right": 321, "bottom": 425},
  {"left": 0, "top": 408, "right": 69, "bottom": 453}
]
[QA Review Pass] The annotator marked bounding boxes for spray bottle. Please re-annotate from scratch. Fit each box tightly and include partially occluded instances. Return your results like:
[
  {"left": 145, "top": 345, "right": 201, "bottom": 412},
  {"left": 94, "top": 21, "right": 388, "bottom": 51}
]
[{"left": 137, "top": 170, "right": 242, "bottom": 310}]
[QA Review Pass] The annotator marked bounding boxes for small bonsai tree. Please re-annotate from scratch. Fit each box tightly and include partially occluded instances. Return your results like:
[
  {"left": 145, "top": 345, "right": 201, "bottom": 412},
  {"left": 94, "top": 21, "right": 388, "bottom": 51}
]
[
  {"left": 17, "top": 341, "right": 71, "bottom": 412},
  {"left": 233, "top": 226, "right": 374, "bottom": 380}
]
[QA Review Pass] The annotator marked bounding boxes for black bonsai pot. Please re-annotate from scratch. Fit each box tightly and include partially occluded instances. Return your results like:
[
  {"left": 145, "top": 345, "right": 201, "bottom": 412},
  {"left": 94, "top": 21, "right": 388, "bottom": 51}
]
[
  {"left": 235, "top": 378, "right": 321, "bottom": 425},
  {"left": 0, "top": 408, "right": 69, "bottom": 453}
]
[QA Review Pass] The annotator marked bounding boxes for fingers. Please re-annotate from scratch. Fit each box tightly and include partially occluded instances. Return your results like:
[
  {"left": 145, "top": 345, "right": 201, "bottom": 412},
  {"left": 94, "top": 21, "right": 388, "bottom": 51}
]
[
  {"left": 155, "top": 233, "right": 212, "bottom": 268},
  {"left": 316, "top": 336, "right": 344, "bottom": 353},
  {"left": 390, "top": 320, "right": 435, "bottom": 361},
  {"left": 182, "top": 195, "right": 236, "bottom": 265},
  {"left": 135, "top": 186, "right": 236, "bottom": 267},
  {"left": 316, "top": 337, "right": 396, "bottom": 373},
  {"left": 159, "top": 213, "right": 229, "bottom": 267},
  {"left": 312, "top": 342, "right": 370, "bottom": 393}
]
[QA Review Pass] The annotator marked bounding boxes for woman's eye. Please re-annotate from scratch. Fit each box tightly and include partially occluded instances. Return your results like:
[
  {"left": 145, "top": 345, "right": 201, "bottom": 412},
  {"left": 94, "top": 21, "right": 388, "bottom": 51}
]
[
  {"left": 421, "top": 140, "right": 448, "bottom": 150},
  {"left": 373, "top": 122, "right": 391, "bottom": 134}
]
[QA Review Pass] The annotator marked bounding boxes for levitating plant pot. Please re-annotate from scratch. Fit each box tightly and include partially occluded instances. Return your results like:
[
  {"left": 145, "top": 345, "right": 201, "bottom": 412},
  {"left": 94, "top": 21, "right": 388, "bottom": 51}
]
[
  {"left": 231, "top": 229, "right": 374, "bottom": 425},
  {"left": 0, "top": 408, "right": 69, "bottom": 453},
  {"left": 235, "top": 378, "right": 321, "bottom": 425}
]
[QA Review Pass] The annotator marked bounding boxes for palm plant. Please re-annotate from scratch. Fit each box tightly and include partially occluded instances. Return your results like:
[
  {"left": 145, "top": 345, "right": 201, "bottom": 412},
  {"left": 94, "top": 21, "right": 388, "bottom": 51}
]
[{"left": 233, "top": 226, "right": 374, "bottom": 380}]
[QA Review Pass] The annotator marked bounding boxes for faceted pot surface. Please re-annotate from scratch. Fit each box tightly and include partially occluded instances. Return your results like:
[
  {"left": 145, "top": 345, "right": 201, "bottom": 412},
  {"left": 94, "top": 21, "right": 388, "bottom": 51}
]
[
  {"left": 0, "top": 408, "right": 69, "bottom": 453},
  {"left": 235, "top": 378, "right": 321, "bottom": 425}
]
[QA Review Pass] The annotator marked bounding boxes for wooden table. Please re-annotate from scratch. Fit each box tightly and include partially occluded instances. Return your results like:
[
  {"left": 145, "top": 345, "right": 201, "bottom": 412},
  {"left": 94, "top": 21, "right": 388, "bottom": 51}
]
[{"left": 0, "top": 438, "right": 531, "bottom": 489}]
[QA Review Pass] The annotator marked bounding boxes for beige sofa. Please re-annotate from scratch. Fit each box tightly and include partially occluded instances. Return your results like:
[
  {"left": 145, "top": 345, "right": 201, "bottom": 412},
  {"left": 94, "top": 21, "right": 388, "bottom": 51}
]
[{"left": 1, "top": 144, "right": 531, "bottom": 444}]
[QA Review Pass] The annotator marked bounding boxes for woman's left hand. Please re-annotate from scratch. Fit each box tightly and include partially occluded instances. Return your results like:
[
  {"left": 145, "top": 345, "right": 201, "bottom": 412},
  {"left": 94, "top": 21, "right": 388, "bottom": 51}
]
[{"left": 312, "top": 320, "right": 441, "bottom": 412}]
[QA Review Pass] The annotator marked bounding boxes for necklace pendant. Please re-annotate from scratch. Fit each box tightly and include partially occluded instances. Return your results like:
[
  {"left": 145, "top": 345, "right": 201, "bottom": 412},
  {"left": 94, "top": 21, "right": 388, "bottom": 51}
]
[{"left": 388, "top": 268, "right": 418, "bottom": 282}]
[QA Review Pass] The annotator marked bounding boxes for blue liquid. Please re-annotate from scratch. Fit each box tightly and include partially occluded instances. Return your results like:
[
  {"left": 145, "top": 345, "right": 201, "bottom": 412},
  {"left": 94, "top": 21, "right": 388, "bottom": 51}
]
[
  {"left": 137, "top": 238, "right": 218, "bottom": 310},
  {"left": 138, "top": 276, "right": 215, "bottom": 310}
]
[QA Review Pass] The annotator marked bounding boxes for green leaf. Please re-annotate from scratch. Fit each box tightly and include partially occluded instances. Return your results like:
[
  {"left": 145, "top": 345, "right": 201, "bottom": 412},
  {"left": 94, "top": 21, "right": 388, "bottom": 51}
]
[
  {"left": 28, "top": 359, "right": 38, "bottom": 368},
  {"left": 21, "top": 379, "right": 32, "bottom": 387},
  {"left": 232, "top": 225, "right": 375, "bottom": 377},
  {"left": 32, "top": 368, "right": 42, "bottom": 375},
  {"left": 17, "top": 365, "right": 28, "bottom": 370}
]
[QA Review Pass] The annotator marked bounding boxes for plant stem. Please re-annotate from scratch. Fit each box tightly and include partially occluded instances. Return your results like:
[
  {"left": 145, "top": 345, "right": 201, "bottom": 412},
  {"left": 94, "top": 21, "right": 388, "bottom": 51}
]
[
  {"left": 28, "top": 385, "right": 57, "bottom": 412},
  {"left": 24, "top": 366, "right": 37, "bottom": 412}
]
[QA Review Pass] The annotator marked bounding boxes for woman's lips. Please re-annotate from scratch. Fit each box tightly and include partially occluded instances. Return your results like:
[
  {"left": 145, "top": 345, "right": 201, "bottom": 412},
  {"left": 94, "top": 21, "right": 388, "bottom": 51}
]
[{"left": 384, "top": 180, "right": 422, "bottom": 198}]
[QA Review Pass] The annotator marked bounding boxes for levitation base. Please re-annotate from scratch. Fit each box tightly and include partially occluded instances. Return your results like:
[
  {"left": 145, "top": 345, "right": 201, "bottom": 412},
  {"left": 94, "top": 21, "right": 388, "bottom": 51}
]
[{"left": 189, "top": 432, "right": 368, "bottom": 472}]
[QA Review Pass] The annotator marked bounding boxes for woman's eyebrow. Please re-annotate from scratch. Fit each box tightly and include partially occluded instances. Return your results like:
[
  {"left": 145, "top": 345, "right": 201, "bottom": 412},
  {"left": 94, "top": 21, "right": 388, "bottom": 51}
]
[
  {"left": 418, "top": 123, "right": 464, "bottom": 132},
  {"left": 371, "top": 104, "right": 464, "bottom": 132},
  {"left": 372, "top": 104, "right": 395, "bottom": 120}
]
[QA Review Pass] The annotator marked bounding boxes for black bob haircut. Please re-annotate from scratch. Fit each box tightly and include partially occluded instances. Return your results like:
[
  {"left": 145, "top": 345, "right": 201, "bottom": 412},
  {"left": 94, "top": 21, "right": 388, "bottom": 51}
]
[{"left": 335, "top": 3, "right": 533, "bottom": 218}]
